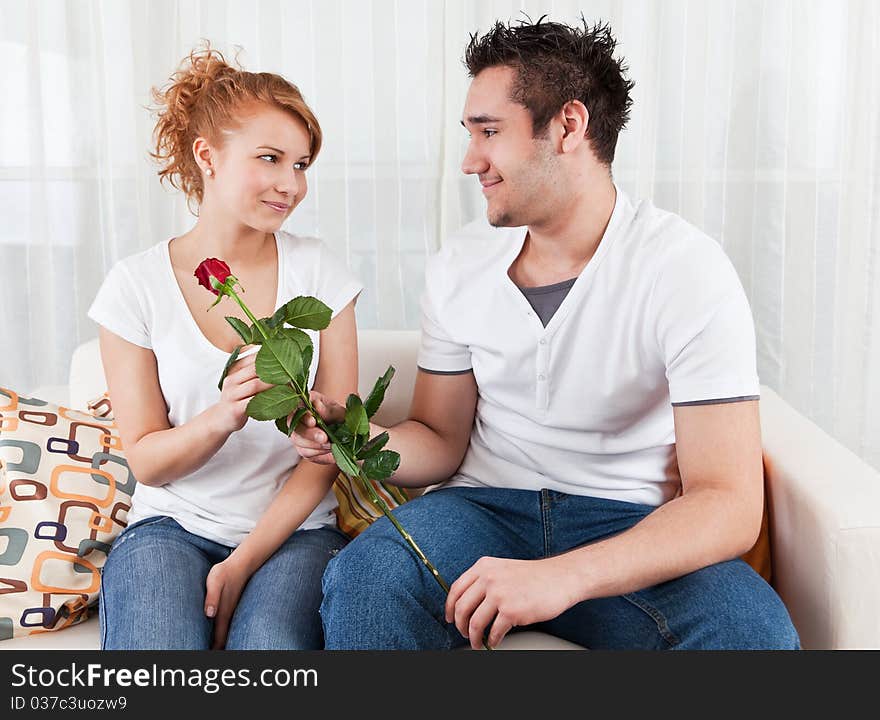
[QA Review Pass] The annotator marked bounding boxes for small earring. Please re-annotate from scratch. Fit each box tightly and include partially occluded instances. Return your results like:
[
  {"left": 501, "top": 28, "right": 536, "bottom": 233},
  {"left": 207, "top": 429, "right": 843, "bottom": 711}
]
[{"left": 205, "top": 168, "right": 214, "bottom": 177}]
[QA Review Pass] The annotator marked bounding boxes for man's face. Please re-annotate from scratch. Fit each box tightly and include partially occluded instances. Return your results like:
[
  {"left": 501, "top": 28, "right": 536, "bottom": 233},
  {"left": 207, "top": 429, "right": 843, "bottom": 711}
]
[{"left": 460, "top": 65, "right": 557, "bottom": 228}]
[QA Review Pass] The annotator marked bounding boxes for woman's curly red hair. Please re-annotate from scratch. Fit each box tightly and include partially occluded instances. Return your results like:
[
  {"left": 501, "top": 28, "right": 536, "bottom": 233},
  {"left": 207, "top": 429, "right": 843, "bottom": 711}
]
[{"left": 150, "top": 43, "right": 322, "bottom": 206}]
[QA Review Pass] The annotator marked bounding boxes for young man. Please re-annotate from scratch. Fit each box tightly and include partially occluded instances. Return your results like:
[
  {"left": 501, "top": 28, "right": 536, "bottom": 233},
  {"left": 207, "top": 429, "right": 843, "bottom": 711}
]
[{"left": 295, "top": 18, "right": 799, "bottom": 650}]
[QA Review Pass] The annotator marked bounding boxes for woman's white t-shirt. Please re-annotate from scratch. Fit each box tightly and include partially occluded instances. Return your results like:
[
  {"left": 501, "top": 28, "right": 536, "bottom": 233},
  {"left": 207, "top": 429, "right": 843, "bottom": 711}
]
[{"left": 88, "top": 231, "right": 362, "bottom": 546}]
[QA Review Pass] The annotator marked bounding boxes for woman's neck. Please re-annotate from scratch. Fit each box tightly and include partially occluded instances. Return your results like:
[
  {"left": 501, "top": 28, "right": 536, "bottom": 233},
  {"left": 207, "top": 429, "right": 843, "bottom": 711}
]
[{"left": 173, "top": 214, "right": 275, "bottom": 270}]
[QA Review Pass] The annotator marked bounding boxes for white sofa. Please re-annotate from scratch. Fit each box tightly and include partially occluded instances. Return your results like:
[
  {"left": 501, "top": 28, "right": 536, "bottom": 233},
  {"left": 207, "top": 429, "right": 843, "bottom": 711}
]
[{"left": 6, "top": 329, "right": 880, "bottom": 650}]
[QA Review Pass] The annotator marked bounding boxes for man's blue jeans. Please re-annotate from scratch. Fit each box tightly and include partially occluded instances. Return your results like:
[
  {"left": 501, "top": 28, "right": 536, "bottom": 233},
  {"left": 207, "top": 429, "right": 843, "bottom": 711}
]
[
  {"left": 100, "top": 516, "right": 348, "bottom": 650},
  {"left": 321, "top": 487, "right": 800, "bottom": 649}
]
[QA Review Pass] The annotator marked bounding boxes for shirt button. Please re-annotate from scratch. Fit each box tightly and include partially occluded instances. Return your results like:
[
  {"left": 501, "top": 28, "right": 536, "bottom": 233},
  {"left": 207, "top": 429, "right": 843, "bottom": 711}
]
[
  {"left": 539, "top": 339, "right": 546, "bottom": 345},
  {"left": 538, "top": 374, "right": 546, "bottom": 381}
]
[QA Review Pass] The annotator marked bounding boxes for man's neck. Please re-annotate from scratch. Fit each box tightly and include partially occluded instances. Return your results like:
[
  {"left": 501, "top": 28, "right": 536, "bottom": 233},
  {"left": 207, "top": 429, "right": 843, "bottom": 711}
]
[{"left": 511, "top": 176, "right": 617, "bottom": 287}]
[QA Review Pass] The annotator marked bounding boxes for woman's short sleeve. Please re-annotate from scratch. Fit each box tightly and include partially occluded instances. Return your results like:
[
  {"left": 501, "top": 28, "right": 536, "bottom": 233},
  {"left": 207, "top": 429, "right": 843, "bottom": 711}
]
[
  {"left": 87, "top": 262, "right": 152, "bottom": 348},
  {"left": 312, "top": 240, "right": 363, "bottom": 318}
]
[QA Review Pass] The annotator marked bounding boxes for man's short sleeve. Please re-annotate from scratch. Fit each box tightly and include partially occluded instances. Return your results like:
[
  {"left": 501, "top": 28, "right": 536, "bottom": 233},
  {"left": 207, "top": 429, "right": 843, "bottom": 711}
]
[
  {"left": 87, "top": 262, "right": 152, "bottom": 349},
  {"left": 312, "top": 239, "right": 363, "bottom": 318},
  {"left": 416, "top": 252, "right": 472, "bottom": 373},
  {"left": 653, "top": 241, "right": 760, "bottom": 405}
]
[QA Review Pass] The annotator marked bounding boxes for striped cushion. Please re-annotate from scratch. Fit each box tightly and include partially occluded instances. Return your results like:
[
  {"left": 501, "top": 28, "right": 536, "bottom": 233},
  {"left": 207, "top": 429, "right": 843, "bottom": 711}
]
[{"left": 333, "top": 474, "right": 409, "bottom": 538}]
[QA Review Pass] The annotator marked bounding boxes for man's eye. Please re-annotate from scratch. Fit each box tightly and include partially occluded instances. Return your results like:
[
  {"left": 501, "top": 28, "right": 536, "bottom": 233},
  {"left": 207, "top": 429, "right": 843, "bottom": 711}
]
[
  {"left": 483, "top": 130, "right": 497, "bottom": 138},
  {"left": 259, "top": 154, "right": 278, "bottom": 163}
]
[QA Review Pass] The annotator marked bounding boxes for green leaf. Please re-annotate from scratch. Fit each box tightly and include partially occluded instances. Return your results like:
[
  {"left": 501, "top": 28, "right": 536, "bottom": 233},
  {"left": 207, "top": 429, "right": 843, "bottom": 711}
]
[
  {"left": 225, "top": 317, "right": 252, "bottom": 345},
  {"left": 288, "top": 406, "right": 309, "bottom": 432},
  {"left": 255, "top": 336, "right": 303, "bottom": 386},
  {"left": 273, "top": 407, "right": 308, "bottom": 437},
  {"left": 331, "top": 443, "right": 360, "bottom": 477},
  {"left": 356, "top": 431, "right": 389, "bottom": 460},
  {"left": 217, "top": 345, "right": 243, "bottom": 392},
  {"left": 362, "top": 450, "right": 400, "bottom": 481},
  {"left": 299, "top": 343, "right": 313, "bottom": 389},
  {"left": 264, "top": 309, "right": 285, "bottom": 332},
  {"left": 344, "top": 394, "right": 370, "bottom": 438},
  {"left": 278, "top": 326, "right": 312, "bottom": 350},
  {"left": 250, "top": 319, "right": 272, "bottom": 343},
  {"left": 279, "top": 296, "right": 332, "bottom": 330},
  {"left": 246, "top": 385, "right": 300, "bottom": 421},
  {"left": 328, "top": 421, "right": 353, "bottom": 447},
  {"left": 364, "top": 366, "right": 395, "bottom": 418}
]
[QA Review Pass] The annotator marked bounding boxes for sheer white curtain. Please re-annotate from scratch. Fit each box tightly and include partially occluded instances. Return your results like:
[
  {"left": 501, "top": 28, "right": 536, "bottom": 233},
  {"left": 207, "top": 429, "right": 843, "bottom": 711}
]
[{"left": 1, "top": 0, "right": 878, "bottom": 470}]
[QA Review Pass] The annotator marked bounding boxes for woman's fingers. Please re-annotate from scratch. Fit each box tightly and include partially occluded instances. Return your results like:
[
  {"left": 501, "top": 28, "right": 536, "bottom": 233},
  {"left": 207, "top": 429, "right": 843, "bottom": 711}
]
[
  {"left": 228, "top": 349, "right": 258, "bottom": 374},
  {"left": 227, "top": 377, "right": 273, "bottom": 401},
  {"left": 204, "top": 569, "right": 221, "bottom": 619}
]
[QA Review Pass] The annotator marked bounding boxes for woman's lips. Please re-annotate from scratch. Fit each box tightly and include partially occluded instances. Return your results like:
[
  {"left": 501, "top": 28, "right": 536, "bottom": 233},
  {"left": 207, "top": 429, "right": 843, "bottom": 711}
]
[{"left": 262, "top": 201, "right": 290, "bottom": 213}]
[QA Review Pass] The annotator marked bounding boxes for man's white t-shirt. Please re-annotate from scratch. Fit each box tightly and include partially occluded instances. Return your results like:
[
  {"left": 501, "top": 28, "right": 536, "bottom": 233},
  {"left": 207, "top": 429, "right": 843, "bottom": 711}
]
[
  {"left": 417, "top": 186, "right": 760, "bottom": 507},
  {"left": 88, "top": 231, "right": 362, "bottom": 546}
]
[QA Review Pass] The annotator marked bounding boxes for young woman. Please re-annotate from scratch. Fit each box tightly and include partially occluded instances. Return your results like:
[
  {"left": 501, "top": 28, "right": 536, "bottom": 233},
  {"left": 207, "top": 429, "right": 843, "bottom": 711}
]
[{"left": 88, "top": 47, "right": 361, "bottom": 650}]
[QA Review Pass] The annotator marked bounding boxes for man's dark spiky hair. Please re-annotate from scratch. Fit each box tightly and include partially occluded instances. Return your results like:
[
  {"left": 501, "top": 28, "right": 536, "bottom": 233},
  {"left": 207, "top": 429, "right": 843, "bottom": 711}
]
[{"left": 464, "top": 15, "right": 634, "bottom": 166}]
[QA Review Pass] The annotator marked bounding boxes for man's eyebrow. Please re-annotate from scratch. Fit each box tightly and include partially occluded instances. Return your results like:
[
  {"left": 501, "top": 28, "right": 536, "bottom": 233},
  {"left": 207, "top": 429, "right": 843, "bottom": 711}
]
[{"left": 461, "top": 115, "right": 504, "bottom": 127}]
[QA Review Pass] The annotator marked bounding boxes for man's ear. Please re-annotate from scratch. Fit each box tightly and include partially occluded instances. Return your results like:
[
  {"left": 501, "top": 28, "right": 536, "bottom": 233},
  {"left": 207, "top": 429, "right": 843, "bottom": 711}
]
[{"left": 559, "top": 100, "right": 589, "bottom": 153}]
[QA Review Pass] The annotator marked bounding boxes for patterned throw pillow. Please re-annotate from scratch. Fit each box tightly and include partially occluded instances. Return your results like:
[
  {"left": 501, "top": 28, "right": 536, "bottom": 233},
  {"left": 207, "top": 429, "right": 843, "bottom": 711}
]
[
  {"left": 333, "top": 474, "right": 410, "bottom": 538},
  {"left": 0, "top": 389, "right": 132, "bottom": 641}
]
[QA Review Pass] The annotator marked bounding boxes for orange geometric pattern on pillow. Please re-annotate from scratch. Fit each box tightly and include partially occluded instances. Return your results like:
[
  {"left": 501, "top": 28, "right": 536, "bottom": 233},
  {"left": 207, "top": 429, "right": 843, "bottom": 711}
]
[{"left": 0, "top": 388, "right": 132, "bottom": 641}]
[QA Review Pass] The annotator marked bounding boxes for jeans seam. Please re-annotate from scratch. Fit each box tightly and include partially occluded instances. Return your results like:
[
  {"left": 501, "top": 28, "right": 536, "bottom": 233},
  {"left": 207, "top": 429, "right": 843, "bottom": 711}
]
[
  {"left": 98, "top": 570, "right": 108, "bottom": 649},
  {"left": 540, "top": 489, "right": 552, "bottom": 557},
  {"left": 622, "top": 592, "right": 680, "bottom": 647}
]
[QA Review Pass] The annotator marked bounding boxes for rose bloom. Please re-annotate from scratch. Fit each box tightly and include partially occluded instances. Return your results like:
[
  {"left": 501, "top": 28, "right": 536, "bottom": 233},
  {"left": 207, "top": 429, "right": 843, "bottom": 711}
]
[{"left": 194, "top": 258, "right": 232, "bottom": 295}]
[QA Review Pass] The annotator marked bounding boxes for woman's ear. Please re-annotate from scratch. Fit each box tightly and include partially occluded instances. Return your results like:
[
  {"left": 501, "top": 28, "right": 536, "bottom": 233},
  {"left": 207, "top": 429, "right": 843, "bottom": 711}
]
[{"left": 192, "top": 137, "right": 215, "bottom": 175}]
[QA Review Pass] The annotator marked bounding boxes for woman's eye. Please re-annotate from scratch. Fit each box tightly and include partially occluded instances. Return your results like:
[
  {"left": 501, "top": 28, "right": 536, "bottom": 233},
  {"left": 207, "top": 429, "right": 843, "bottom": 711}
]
[
  {"left": 259, "top": 154, "right": 278, "bottom": 163},
  {"left": 293, "top": 161, "right": 309, "bottom": 171}
]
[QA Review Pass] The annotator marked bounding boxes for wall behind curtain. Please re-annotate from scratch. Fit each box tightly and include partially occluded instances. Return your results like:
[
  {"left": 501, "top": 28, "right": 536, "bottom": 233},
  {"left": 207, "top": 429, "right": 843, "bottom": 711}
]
[{"left": 1, "top": 0, "right": 878, "bottom": 470}]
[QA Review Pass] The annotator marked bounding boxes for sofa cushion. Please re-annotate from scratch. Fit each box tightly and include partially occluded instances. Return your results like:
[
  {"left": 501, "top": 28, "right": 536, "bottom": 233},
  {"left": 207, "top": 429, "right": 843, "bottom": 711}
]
[
  {"left": 0, "top": 388, "right": 132, "bottom": 642},
  {"left": 333, "top": 473, "right": 411, "bottom": 538}
]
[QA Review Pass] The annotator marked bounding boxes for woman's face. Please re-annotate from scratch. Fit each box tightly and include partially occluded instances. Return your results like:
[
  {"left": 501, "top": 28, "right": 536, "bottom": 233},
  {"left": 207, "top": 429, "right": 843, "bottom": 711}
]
[{"left": 205, "top": 104, "right": 312, "bottom": 232}]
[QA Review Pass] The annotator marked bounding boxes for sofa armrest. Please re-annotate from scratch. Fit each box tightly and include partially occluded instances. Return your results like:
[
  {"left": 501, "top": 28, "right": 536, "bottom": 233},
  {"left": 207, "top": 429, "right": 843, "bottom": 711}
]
[{"left": 760, "top": 386, "right": 880, "bottom": 649}]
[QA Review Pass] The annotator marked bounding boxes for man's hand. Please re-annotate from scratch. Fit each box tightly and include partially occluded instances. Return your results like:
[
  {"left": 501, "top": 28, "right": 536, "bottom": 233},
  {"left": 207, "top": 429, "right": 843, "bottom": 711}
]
[
  {"left": 205, "top": 557, "right": 253, "bottom": 650},
  {"left": 445, "top": 556, "right": 578, "bottom": 649},
  {"left": 289, "top": 390, "right": 345, "bottom": 465}
]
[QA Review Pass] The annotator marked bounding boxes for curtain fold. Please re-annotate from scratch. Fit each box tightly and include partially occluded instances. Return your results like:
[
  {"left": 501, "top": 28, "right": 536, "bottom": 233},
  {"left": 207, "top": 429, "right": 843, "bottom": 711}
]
[{"left": 1, "top": 0, "right": 878, "bottom": 469}]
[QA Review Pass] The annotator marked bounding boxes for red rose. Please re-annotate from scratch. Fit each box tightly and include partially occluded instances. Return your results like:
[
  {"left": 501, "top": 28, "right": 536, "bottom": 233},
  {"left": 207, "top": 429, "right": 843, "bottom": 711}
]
[{"left": 194, "top": 258, "right": 232, "bottom": 295}]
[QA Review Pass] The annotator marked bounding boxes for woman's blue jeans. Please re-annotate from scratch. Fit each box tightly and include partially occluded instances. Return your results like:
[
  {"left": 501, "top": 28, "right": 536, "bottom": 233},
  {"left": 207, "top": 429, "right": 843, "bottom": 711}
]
[
  {"left": 320, "top": 487, "right": 800, "bottom": 650},
  {"left": 100, "top": 516, "right": 348, "bottom": 650}
]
